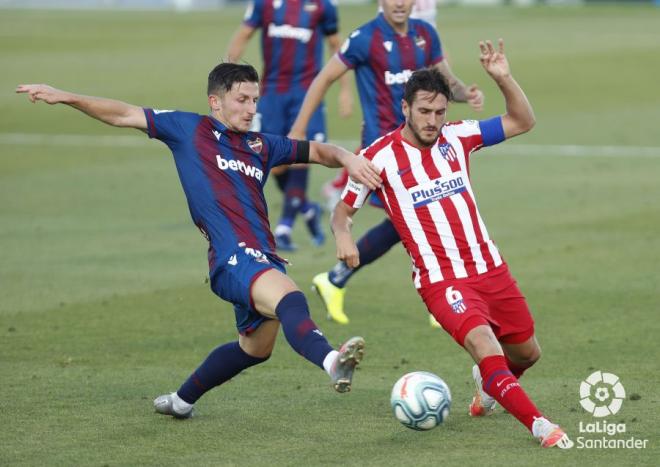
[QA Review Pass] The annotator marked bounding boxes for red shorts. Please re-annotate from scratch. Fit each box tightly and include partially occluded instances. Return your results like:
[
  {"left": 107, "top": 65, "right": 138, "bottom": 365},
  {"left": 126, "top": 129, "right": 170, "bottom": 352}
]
[{"left": 418, "top": 264, "right": 535, "bottom": 347}]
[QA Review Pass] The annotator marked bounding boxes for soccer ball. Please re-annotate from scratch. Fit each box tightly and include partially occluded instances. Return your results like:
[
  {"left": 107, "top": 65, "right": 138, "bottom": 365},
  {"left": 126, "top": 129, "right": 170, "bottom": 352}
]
[{"left": 390, "top": 371, "right": 452, "bottom": 431}]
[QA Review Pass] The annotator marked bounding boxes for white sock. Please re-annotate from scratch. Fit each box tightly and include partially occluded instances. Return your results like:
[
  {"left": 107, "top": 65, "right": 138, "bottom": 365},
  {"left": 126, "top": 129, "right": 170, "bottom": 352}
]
[
  {"left": 171, "top": 392, "right": 193, "bottom": 413},
  {"left": 274, "top": 224, "right": 292, "bottom": 237},
  {"left": 322, "top": 350, "right": 339, "bottom": 375}
]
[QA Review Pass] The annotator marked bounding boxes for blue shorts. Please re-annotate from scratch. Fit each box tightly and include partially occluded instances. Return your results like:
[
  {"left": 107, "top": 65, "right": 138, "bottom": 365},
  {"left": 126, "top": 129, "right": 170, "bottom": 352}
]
[
  {"left": 210, "top": 246, "right": 287, "bottom": 335},
  {"left": 253, "top": 90, "right": 326, "bottom": 142}
]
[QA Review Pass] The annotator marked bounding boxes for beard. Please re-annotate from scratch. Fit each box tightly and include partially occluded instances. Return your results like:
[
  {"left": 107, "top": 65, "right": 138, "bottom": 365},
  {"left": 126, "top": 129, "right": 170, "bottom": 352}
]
[{"left": 408, "top": 119, "right": 440, "bottom": 147}]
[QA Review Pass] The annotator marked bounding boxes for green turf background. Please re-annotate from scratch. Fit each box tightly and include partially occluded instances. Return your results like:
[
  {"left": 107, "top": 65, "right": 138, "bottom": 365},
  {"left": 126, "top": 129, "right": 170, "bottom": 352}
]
[{"left": 1, "top": 4, "right": 659, "bottom": 465}]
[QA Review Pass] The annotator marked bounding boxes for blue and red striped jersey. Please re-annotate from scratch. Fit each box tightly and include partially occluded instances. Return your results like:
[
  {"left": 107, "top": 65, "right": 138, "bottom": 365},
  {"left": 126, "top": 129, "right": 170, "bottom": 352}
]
[
  {"left": 244, "top": 0, "right": 338, "bottom": 94},
  {"left": 338, "top": 14, "right": 443, "bottom": 147},
  {"left": 144, "top": 108, "right": 302, "bottom": 274}
]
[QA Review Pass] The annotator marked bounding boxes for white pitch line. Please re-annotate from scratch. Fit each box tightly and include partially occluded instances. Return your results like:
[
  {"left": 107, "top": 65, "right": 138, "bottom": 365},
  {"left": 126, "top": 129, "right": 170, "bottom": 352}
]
[
  {"left": 1, "top": 132, "right": 660, "bottom": 158},
  {"left": 0, "top": 132, "right": 152, "bottom": 148},
  {"left": 331, "top": 140, "right": 660, "bottom": 158}
]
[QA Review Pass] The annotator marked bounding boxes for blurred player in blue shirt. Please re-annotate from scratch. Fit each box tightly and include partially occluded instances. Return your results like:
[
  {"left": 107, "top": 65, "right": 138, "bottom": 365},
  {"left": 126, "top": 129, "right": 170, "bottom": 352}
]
[
  {"left": 289, "top": 0, "right": 483, "bottom": 325},
  {"left": 227, "top": 0, "right": 353, "bottom": 251},
  {"left": 17, "top": 62, "right": 381, "bottom": 418}
]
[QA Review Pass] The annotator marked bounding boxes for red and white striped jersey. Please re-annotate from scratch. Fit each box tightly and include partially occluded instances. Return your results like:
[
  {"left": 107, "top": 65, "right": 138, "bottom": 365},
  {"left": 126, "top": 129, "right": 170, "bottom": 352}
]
[{"left": 342, "top": 118, "right": 506, "bottom": 289}]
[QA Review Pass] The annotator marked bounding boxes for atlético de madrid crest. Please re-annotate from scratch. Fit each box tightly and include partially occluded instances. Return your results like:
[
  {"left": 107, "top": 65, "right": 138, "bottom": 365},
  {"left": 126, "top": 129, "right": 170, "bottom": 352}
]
[
  {"left": 247, "top": 137, "right": 263, "bottom": 153},
  {"left": 438, "top": 142, "right": 457, "bottom": 162}
]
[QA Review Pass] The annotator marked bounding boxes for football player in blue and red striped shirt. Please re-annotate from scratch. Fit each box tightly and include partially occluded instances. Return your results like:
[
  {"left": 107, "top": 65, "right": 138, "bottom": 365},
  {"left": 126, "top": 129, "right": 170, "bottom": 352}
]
[
  {"left": 17, "top": 62, "right": 381, "bottom": 418},
  {"left": 227, "top": 0, "right": 353, "bottom": 251}
]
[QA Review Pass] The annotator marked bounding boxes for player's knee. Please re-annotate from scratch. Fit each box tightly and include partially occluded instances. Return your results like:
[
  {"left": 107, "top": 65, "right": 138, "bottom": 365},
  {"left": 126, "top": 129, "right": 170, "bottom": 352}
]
[
  {"left": 240, "top": 340, "right": 274, "bottom": 360},
  {"left": 511, "top": 341, "right": 542, "bottom": 367},
  {"left": 463, "top": 325, "right": 503, "bottom": 362},
  {"left": 521, "top": 344, "right": 541, "bottom": 366}
]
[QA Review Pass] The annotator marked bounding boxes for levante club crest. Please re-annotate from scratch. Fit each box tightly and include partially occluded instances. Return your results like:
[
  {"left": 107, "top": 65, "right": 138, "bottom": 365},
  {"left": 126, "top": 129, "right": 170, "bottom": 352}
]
[{"left": 247, "top": 137, "right": 263, "bottom": 153}]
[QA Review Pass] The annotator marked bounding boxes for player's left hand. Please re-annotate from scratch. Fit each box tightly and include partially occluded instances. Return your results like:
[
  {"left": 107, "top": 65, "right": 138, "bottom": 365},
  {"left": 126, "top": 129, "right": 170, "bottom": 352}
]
[
  {"left": 479, "top": 38, "right": 511, "bottom": 81},
  {"left": 335, "top": 234, "right": 360, "bottom": 269},
  {"left": 466, "top": 85, "right": 484, "bottom": 112},
  {"left": 344, "top": 155, "right": 381, "bottom": 191}
]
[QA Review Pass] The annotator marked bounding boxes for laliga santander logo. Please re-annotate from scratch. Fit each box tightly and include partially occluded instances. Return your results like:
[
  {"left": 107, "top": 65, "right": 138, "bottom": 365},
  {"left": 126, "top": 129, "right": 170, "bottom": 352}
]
[{"left": 579, "top": 371, "right": 625, "bottom": 417}]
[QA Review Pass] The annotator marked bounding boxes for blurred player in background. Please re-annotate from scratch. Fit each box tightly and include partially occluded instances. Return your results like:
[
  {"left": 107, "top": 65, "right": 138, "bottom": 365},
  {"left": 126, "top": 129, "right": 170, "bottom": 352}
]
[
  {"left": 227, "top": 0, "right": 353, "bottom": 252},
  {"left": 17, "top": 63, "right": 381, "bottom": 418},
  {"left": 322, "top": 0, "right": 439, "bottom": 211},
  {"left": 289, "top": 0, "right": 483, "bottom": 325},
  {"left": 332, "top": 42, "right": 573, "bottom": 449}
]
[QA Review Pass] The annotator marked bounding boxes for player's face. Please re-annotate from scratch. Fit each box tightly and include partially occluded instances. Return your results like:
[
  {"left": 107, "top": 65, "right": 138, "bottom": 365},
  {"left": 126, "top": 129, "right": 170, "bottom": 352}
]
[
  {"left": 402, "top": 90, "right": 448, "bottom": 147},
  {"left": 210, "top": 81, "right": 259, "bottom": 133},
  {"left": 380, "top": 0, "right": 415, "bottom": 28}
]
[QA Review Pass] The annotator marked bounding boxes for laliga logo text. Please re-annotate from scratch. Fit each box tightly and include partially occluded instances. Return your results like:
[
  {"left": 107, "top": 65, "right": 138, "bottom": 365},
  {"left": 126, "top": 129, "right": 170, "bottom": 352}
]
[{"left": 575, "top": 371, "right": 648, "bottom": 449}]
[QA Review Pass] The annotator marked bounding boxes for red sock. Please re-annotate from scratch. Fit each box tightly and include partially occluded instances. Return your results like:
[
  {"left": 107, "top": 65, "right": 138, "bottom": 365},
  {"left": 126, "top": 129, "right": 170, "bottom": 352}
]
[
  {"left": 479, "top": 355, "right": 542, "bottom": 432},
  {"left": 505, "top": 355, "right": 530, "bottom": 379}
]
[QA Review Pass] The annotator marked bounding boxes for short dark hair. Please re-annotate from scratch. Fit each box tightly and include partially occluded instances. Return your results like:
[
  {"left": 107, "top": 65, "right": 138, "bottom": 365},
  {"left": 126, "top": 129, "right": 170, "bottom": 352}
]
[
  {"left": 403, "top": 67, "right": 452, "bottom": 106},
  {"left": 207, "top": 63, "right": 259, "bottom": 96}
]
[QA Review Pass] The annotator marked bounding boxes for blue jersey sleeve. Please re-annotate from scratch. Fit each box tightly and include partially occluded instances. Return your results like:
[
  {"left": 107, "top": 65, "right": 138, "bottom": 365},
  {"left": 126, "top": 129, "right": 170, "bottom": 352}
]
[
  {"left": 321, "top": 0, "right": 339, "bottom": 36},
  {"left": 478, "top": 116, "right": 506, "bottom": 147},
  {"left": 337, "top": 28, "right": 369, "bottom": 69},
  {"left": 144, "top": 109, "right": 188, "bottom": 146},
  {"left": 261, "top": 133, "right": 299, "bottom": 169},
  {"left": 427, "top": 24, "right": 444, "bottom": 64},
  {"left": 243, "top": 0, "right": 264, "bottom": 28}
]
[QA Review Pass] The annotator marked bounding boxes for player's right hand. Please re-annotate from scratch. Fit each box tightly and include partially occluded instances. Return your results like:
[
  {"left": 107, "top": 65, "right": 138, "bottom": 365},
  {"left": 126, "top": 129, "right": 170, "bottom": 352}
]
[
  {"left": 16, "top": 84, "right": 67, "bottom": 104},
  {"left": 466, "top": 85, "right": 484, "bottom": 112},
  {"left": 287, "top": 128, "right": 306, "bottom": 141}
]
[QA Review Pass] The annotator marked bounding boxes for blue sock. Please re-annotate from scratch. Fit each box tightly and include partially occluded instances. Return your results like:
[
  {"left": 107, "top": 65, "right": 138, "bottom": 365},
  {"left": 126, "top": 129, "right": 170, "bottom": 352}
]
[
  {"left": 177, "top": 341, "right": 269, "bottom": 404},
  {"left": 329, "top": 218, "right": 401, "bottom": 288},
  {"left": 275, "top": 291, "right": 333, "bottom": 369},
  {"left": 274, "top": 171, "right": 289, "bottom": 192},
  {"left": 279, "top": 168, "right": 309, "bottom": 228}
]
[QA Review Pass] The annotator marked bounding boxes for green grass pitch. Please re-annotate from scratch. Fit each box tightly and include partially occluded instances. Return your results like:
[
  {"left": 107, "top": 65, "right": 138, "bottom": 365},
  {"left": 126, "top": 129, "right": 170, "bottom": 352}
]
[{"left": 1, "top": 3, "right": 659, "bottom": 465}]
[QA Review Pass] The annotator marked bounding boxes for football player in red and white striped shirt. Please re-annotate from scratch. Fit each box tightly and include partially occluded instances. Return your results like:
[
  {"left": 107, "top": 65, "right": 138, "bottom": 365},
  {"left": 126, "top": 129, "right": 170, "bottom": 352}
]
[{"left": 332, "top": 39, "right": 573, "bottom": 449}]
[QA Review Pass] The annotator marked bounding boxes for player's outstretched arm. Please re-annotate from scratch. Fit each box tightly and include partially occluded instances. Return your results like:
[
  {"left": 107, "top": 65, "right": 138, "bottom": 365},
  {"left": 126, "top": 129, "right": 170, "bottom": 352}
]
[
  {"left": 226, "top": 24, "right": 257, "bottom": 62},
  {"left": 16, "top": 84, "right": 147, "bottom": 130},
  {"left": 308, "top": 141, "right": 381, "bottom": 190},
  {"left": 331, "top": 201, "right": 360, "bottom": 268},
  {"left": 434, "top": 60, "right": 484, "bottom": 112},
  {"left": 479, "top": 39, "right": 535, "bottom": 138},
  {"left": 326, "top": 33, "right": 354, "bottom": 118},
  {"left": 288, "top": 56, "right": 348, "bottom": 140}
]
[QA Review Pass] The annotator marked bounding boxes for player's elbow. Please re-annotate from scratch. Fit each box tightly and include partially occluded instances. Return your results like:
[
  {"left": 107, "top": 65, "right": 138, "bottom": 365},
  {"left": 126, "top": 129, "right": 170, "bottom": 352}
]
[{"left": 522, "top": 113, "right": 536, "bottom": 133}]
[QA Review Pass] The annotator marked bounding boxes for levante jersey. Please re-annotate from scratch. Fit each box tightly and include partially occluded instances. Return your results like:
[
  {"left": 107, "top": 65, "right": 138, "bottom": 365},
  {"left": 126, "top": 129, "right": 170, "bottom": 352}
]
[
  {"left": 342, "top": 118, "right": 507, "bottom": 288},
  {"left": 144, "top": 108, "right": 305, "bottom": 275},
  {"left": 244, "top": 0, "right": 339, "bottom": 94},
  {"left": 338, "top": 14, "right": 443, "bottom": 147}
]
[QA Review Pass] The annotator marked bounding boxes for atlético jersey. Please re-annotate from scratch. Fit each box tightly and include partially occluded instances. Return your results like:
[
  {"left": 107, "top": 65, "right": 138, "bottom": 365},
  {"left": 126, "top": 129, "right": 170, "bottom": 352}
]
[
  {"left": 244, "top": 0, "right": 339, "bottom": 94},
  {"left": 144, "top": 108, "right": 305, "bottom": 276},
  {"left": 338, "top": 14, "right": 443, "bottom": 147},
  {"left": 342, "top": 118, "right": 507, "bottom": 288}
]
